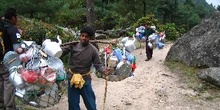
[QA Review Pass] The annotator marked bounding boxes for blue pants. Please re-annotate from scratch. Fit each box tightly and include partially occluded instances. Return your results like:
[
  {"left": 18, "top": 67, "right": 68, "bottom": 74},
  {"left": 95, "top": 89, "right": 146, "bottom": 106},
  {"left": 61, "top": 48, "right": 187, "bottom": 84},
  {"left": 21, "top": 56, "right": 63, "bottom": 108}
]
[{"left": 68, "top": 77, "right": 96, "bottom": 110}]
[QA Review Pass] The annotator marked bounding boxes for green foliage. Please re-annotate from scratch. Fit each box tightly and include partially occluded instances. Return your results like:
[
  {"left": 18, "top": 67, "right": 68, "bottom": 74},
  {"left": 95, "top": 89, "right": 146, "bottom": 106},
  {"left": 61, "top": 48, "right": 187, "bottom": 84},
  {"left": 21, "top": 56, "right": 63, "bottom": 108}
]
[
  {"left": 195, "top": 4, "right": 210, "bottom": 18},
  {"left": 94, "top": 11, "right": 120, "bottom": 30},
  {"left": 116, "top": 12, "right": 136, "bottom": 29},
  {"left": 176, "top": 0, "right": 214, "bottom": 31},
  {"left": 56, "top": 8, "right": 86, "bottom": 28},
  {"left": 0, "top": 0, "right": 217, "bottom": 42},
  {"left": 132, "top": 14, "right": 183, "bottom": 41},
  {"left": 157, "top": 0, "right": 178, "bottom": 23},
  {"left": 53, "top": 0, "right": 86, "bottom": 28},
  {"left": 17, "top": 17, "right": 75, "bottom": 45},
  {"left": 164, "top": 23, "right": 180, "bottom": 41},
  {"left": 133, "top": 14, "right": 158, "bottom": 28},
  {"left": 12, "top": 0, "right": 64, "bottom": 21},
  {"left": 188, "top": 13, "right": 201, "bottom": 28},
  {"left": 176, "top": 25, "right": 186, "bottom": 35},
  {"left": 156, "top": 24, "right": 166, "bottom": 32}
]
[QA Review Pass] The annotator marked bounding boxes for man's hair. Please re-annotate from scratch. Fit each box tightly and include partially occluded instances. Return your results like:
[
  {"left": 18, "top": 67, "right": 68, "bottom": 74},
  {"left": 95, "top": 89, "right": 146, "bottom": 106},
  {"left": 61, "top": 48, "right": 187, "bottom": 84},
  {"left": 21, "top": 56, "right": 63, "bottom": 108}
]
[
  {"left": 4, "top": 8, "right": 17, "bottom": 20},
  {"left": 80, "top": 25, "right": 95, "bottom": 38}
]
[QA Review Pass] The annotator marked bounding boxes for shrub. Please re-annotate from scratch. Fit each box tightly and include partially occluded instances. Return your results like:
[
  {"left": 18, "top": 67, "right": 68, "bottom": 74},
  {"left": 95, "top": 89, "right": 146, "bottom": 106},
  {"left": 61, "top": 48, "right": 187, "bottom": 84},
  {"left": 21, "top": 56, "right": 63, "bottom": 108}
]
[
  {"left": 133, "top": 14, "right": 158, "bottom": 28},
  {"left": 18, "top": 16, "right": 75, "bottom": 45},
  {"left": 164, "top": 23, "right": 180, "bottom": 41}
]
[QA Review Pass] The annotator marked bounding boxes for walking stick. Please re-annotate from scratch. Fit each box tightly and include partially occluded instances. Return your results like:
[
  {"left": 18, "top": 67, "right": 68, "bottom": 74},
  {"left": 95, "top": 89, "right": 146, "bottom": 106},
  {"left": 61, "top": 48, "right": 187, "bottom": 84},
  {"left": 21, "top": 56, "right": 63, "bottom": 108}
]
[
  {"left": 103, "top": 48, "right": 108, "bottom": 110},
  {"left": 103, "top": 76, "right": 108, "bottom": 110}
]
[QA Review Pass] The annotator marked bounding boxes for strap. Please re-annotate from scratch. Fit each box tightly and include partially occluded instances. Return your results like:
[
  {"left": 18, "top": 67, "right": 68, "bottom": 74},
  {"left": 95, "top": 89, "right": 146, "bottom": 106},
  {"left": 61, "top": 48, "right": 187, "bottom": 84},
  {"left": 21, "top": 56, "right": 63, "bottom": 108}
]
[
  {"left": 68, "top": 68, "right": 91, "bottom": 77},
  {"left": 0, "top": 32, "right": 5, "bottom": 54}
]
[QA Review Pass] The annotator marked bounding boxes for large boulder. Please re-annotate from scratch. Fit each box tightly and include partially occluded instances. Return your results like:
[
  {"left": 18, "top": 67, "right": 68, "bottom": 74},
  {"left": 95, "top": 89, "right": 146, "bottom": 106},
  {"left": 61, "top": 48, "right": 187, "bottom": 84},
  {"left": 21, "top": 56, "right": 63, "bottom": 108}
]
[
  {"left": 198, "top": 67, "right": 220, "bottom": 87},
  {"left": 165, "top": 11, "right": 220, "bottom": 68}
]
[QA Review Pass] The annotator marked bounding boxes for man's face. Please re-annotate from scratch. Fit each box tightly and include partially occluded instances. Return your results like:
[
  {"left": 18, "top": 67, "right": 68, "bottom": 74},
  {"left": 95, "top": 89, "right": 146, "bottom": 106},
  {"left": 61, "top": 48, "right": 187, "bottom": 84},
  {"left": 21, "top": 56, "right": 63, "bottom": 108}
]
[
  {"left": 11, "top": 16, "right": 17, "bottom": 25},
  {"left": 80, "top": 33, "right": 90, "bottom": 46},
  {"left": 145, "top": 24, "right": 150, "bottom": 28}
]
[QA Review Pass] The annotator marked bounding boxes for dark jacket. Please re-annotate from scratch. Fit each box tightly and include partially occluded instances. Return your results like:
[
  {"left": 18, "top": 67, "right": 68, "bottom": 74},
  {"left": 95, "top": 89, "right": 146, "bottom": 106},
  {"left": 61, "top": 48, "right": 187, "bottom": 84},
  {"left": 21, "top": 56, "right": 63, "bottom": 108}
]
[
  {"left": 144, "top": 28, "right": 155, "bottom": 40},
  {"left": 2, "top": 19, "right": 21, "bottom": 53}
]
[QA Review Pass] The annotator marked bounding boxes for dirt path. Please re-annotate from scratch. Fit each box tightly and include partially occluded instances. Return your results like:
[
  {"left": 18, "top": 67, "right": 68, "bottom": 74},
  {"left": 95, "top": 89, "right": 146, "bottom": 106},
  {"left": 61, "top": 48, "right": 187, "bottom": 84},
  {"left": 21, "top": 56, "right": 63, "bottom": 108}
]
[{"left": 45, "top": 43, "right": 220, "bottom": 110}]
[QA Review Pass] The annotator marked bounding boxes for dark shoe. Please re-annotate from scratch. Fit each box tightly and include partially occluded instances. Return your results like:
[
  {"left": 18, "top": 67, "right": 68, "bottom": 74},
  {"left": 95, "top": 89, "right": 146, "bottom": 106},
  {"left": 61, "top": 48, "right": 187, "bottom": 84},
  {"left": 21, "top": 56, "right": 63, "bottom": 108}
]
[{"left": 145, "top": 58, "right": 151, "bottom": 61}]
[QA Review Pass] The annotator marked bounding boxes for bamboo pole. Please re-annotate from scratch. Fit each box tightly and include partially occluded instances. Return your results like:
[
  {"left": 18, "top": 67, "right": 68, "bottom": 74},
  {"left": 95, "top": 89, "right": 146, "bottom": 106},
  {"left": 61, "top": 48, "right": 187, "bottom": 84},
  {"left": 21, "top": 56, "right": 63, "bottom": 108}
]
[{"left": 60, "top": 40, "right": 118, "bottom": 47}]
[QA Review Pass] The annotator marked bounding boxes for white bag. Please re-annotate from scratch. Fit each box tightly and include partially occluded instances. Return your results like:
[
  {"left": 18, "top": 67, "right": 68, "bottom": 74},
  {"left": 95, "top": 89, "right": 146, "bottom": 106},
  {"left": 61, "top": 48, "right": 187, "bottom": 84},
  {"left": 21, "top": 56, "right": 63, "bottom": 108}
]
[{"left": 148, "top": 42, "right": 153, "bottom": 49}]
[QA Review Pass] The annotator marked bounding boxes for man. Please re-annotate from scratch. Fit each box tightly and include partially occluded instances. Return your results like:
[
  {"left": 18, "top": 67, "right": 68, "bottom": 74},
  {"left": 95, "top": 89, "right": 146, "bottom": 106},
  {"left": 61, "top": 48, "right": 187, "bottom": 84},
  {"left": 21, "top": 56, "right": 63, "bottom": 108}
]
[
  {"left": 144, "top": 23, "right": 155, "bottom": 61},
  {"left": 0, "top": 8, "right": 22, "bottom": 110},
  {"left": 62, "top": 25, "right": 109, "bottom": 110}
]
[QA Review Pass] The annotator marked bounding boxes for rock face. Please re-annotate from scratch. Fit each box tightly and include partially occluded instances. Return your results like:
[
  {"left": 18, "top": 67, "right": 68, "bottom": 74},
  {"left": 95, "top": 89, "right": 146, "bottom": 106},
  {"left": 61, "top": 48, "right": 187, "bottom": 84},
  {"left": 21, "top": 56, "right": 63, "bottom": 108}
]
[
  {"left": 198, "top": 67, "right": 220, "bottom": 87},
  {"left": 165, "top": 11, "right": 220, "bottom": 68}
]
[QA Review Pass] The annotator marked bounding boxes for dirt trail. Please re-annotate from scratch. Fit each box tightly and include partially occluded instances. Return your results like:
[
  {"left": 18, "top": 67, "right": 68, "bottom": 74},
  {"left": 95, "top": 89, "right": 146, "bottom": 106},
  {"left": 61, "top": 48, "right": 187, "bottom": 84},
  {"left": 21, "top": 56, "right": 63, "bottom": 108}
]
[{"left": 46, "top": 43, "right": 220, "bottom": 110}]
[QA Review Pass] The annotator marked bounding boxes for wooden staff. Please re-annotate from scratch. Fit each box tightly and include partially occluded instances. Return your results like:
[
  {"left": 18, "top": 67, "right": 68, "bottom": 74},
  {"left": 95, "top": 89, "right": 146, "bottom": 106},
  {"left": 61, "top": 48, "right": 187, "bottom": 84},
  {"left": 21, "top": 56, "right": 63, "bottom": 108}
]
[
  {"left": 103, "top": 50, "right": 108, "bottom": 110},
  {"left": 60, "top": 40, "right": 118, "bottom": 47}
]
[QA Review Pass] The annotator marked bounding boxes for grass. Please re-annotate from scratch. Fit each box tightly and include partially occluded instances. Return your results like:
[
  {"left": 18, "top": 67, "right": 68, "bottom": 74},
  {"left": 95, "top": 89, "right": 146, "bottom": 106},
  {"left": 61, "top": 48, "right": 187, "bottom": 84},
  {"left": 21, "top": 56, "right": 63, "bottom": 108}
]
[
  {"left": 165, "top": 61, "right": 220, "bottom": 100},
  {"left": 16, "top": 98, "right": 38, "bottom": 110}
]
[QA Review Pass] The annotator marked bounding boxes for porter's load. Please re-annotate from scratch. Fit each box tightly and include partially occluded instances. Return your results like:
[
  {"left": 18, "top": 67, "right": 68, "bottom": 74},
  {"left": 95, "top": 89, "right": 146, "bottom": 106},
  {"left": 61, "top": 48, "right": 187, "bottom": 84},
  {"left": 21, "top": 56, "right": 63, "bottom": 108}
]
[
  {"left": 20, "top": 69, "right": 39, "bottom": 84},
  {"left": 42, "top": 36, "right": 63, "bottom": 58},
  {"left": 38, "top": 67, "right": 56, "bottom": 85},
  {"left": 47, "top": 56, "right": 66, "bottom": 81},
  {"left": 9, "top": 66, "right": 25, "bottom": 88},
  {"left": 96, "top": 47, "right": 134, "bottom": 81},
  {"left": 124, "top": 35, "right": 136, "bottom": 53},
  {"left": 3, "top": 51, "right": 21, "bottom": 69}
]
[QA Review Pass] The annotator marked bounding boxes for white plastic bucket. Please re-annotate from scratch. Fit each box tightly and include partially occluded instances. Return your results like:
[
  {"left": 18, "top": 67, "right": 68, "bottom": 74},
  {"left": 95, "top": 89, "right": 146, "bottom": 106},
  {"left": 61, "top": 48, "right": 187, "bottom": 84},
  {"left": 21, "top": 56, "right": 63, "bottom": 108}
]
[
  {"left": 43, "top": 42, "right": 63, "bottom": 58},
  {"left": 47, "top": 57, "right": 66, "bottom": 81},
  {"left": 9, "top": 66, "right": 25, "bottom": 88}
]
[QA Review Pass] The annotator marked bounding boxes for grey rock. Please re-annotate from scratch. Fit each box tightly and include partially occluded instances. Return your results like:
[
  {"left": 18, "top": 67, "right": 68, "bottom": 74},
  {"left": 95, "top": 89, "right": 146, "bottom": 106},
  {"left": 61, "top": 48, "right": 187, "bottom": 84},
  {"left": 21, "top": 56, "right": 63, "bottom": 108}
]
[
  {"left": 165, "top": 11, "right": 220, "bottom": 68},
  {"left": 198, "top": 67, "right": 220, "bottom": 87}
]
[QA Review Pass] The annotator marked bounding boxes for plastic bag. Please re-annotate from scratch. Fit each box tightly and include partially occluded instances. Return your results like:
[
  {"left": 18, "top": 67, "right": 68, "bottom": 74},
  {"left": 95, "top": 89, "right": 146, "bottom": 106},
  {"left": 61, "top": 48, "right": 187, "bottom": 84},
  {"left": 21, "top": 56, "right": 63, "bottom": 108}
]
[
  {"left": 41, "top": 67, "right": 56, "bottom": 83},
  {"left": 21, "top": 69, "right": 39, "bottom": 83},
  {"left": 148, "top": 42, "right": 153, "bottom": 49},
  {"left": 19, "top": 48, "right": 34, "bottom": 63}
]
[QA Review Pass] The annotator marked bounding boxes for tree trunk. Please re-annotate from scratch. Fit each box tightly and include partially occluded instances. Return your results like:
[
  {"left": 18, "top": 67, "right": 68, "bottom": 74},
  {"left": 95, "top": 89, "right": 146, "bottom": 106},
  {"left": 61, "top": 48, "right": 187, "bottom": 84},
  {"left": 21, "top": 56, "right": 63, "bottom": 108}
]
[
  {"left": 143, "top": 1, "right": 146, "bottom": 16},
  {"left": 86, "top": 0, "right": 95, "bottom": 27}
]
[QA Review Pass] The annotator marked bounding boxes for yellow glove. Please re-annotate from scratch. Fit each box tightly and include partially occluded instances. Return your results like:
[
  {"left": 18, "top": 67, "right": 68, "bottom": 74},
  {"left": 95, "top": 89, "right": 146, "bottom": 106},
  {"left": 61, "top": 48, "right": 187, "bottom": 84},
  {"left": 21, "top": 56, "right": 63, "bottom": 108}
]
[{"left": 70, "top": 74, "right": 85, "bottom": 89}]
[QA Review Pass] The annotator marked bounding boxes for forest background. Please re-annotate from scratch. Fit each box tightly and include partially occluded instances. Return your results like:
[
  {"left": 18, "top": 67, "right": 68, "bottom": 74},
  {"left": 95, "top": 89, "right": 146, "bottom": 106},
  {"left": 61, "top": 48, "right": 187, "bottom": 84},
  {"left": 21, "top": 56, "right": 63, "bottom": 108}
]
[
  {"left": 0, "top": 0, "right": 219, "bottom": 43},
  {"left": 0, "top": 1, "right": 220, "bottom": 109}
]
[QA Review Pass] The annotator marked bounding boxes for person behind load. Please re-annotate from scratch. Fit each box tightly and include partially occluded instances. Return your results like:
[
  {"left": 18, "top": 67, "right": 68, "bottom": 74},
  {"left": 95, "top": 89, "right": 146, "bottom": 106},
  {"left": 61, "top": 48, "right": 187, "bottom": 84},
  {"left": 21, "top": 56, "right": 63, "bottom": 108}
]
[
  {"left": 144, "top": 23, "right": 155, "bottom": 61},
  {"left": 61, "top": 25, "right": 110, "bottom": 110},
  {"left": 159, "top": 31, "right": 166, "bottom": 43},
  {"left": 154, "top": 30, "right": 165, "bottom": 49},
  {"left": 0, "top": 7, "right": 23, "bottom": 110},
  {"left": 135, "top": 25, "right": 146, "bottom": 41}
]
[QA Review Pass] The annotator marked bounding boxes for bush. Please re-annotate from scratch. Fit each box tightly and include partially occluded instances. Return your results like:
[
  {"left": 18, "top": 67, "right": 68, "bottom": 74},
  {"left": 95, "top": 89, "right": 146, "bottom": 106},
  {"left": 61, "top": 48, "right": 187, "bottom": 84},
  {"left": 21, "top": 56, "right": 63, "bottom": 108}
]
[
  {"left": 164, "top": 23, "right": 180, "bottom": 41},
  {"left": 133, "top": 14, "right": 158, "bottom": 28},
  {"left": 18, "top": 16, "right": 75, "bottom": 45}
]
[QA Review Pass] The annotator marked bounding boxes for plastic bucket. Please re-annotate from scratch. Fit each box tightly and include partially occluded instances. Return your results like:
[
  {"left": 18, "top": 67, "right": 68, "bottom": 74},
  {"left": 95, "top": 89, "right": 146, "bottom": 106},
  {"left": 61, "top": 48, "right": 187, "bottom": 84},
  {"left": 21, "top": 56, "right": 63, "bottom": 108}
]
[
  {"left": 9, "top": 66, "right": 25, "bottom": 88},
  {"left": 43, "top": 42, "right": 62, "bottom": 58},
  {"left": 47, "top": 57, "right": 66, "bottom": 81}
]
